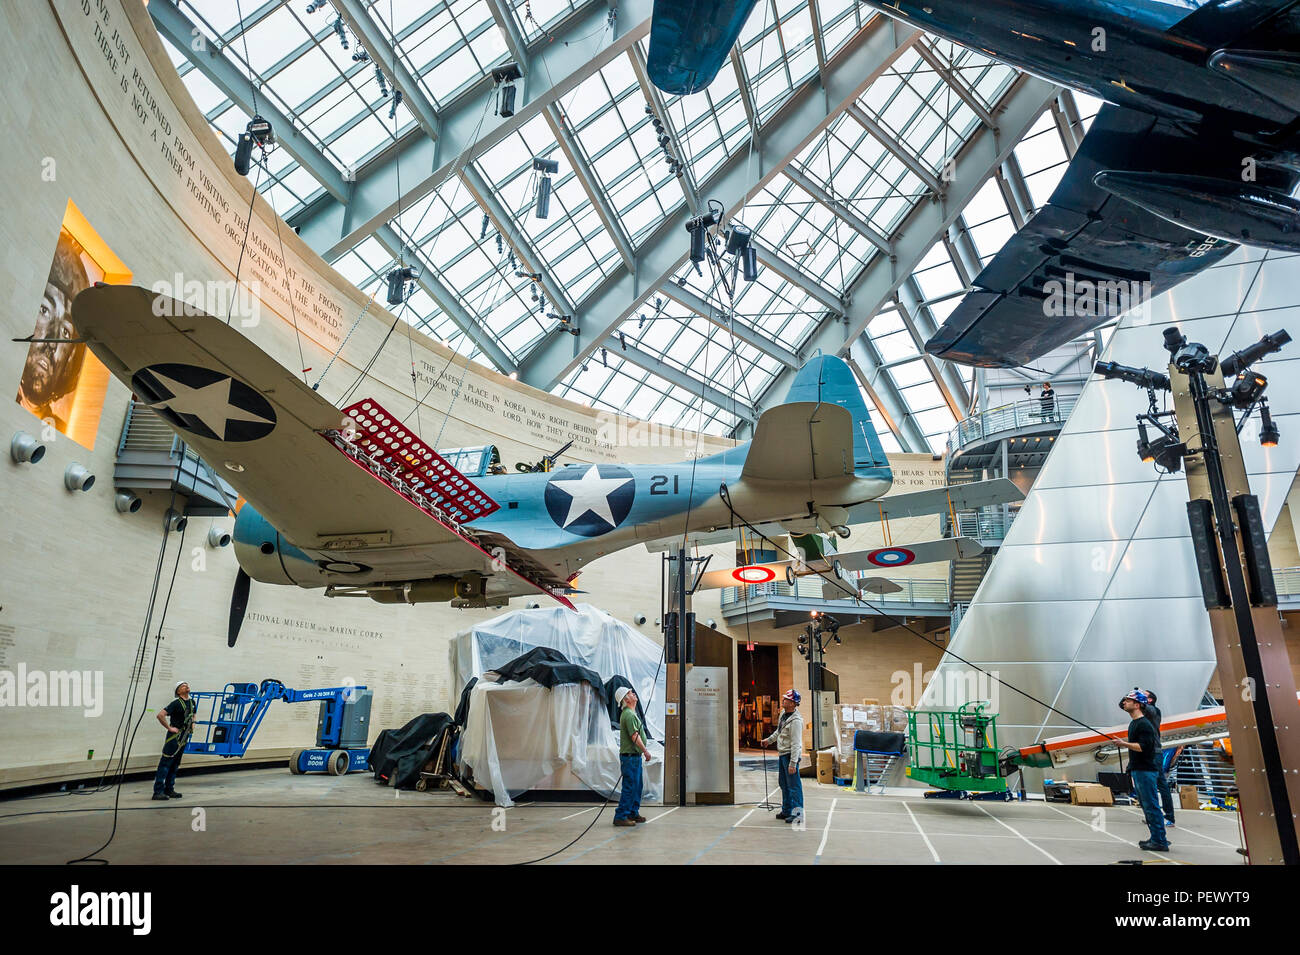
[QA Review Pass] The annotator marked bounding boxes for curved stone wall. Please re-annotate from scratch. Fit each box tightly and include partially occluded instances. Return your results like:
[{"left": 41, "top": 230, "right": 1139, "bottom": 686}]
[{"left": 0, "top": 0, "right": 728, "bottom": 785}]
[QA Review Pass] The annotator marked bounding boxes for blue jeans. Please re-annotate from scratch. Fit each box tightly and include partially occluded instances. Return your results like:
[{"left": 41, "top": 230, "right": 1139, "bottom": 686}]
[
  {"left": 1131, "top": 769, "right": 1169, "bottom": 846},
  {"left": 616, "top": 753, "right": 643, "bottom": 820},
  {"left": 153, "top": 749, "right": 183, "bottom": 795},
  {"left": 778, "top": 754, "right": 803, "bottom": 817}
]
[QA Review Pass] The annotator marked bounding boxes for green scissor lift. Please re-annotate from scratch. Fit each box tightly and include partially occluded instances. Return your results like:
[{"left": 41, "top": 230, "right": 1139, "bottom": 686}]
[{"left": 907, "top": 701, "right": 1009, "bottom": 794}]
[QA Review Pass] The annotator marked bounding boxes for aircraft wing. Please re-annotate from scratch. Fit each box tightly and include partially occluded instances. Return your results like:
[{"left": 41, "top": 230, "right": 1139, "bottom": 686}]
[
  {"left": 742, "top": 401, "right": 853, "bottom": 482},
  {"left": 71, "top": 285, "right": 573, "bottom": 603},
  {"left": 925, "top": 104, "right": 1238, "bottom": 368},
  {"left": 694, "top": 537, "right": 982, "bottom": 591},
  {"left": 845, "top": 477, "right": 1023, "bottom": 523}
]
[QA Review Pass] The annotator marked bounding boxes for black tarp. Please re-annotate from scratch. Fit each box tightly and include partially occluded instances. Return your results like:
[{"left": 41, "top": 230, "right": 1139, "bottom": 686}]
[
  {"left": 853, "top": 730, "right": 906, "bottom": 754},
  {"left": 368, "top": 712, "right": 455, "bottom": 789},
  {"left": 603, "top": 674, "right": 652, "bottom": 741},
  {"left": 489, "top": 646, "right": 609, "bottom": 703}
]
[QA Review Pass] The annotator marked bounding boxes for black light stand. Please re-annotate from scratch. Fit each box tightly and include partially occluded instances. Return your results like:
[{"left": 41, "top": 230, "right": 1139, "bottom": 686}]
[{"left": 1095, "top": 326, "right": 1300, "bottom": 865}]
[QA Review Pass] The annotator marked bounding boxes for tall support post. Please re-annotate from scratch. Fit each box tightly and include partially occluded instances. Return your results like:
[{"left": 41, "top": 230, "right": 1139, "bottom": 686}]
[
  {"left": 677, "top": 546, "right": 689, "bottom": 806},
  {"left": 663, "top": 548, "right": 692, "bottom": 806},
  {"left": 1171, "top": 362, "right": 1300, "bottom": 865}
]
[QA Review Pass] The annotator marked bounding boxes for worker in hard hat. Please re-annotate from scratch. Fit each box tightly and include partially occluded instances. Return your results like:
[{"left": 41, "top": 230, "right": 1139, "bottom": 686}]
[
  {"left": 761, "top": 689, "right": 805, "bottom": 823},
  {"left": 1113, "top": 689, "right": 1168, "bottom": 851},
  {"left": 613, "top": 686, "right": 652, "bottom": 827},
  {"left": 152, "top": 681, "right": 196, "bottom": 801}
]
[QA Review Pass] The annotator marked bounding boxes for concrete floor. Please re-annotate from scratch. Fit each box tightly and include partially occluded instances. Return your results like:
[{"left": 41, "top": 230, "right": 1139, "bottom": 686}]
[{"left": 0, "top": 760, "right": 1247, "bottom": 865}]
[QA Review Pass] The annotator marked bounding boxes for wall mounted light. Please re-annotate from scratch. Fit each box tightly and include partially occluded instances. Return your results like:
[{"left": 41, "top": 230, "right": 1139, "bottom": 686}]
[
  {"left": 10, "top": 432, "right": 44, "bottom": 464},
  {"left": 207, "top": 526, "right": 232, "bottom": 548},
  {"left": 64, "top": 463, "right": 95, "bottom": 492},
  {"left": 114, "top": 491, "right": 142, "bottom": 514},
  {"left": 165, "top": 509, "right": 188, "bottom": 533}
]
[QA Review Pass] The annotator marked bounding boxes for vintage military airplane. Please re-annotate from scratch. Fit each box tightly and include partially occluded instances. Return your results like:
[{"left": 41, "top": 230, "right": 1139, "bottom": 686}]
[
  {"left": 71, "top": 285, "right": 1020, "bottom": 645},
  {"left": 858, "top": 0, "right": 1300, "bottom": 367}
]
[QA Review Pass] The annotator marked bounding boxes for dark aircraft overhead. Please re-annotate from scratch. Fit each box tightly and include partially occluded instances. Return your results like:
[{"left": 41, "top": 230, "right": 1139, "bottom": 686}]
[{"left": 859, "top": 0, "right": 1300, "bottom": 368}]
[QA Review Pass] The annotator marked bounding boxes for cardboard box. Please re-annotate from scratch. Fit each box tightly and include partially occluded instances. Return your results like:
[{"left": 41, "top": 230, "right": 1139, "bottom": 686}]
[
  {"left": 1070, "top": 782, "right": 1114, "bottom": 806},
  {"left": 834, "top": 751, "right": 855, "bottom": 780},
  {"left": 862, "top": 699, "right": 880, "bottom": 706},
  {"left": 816, "top": 748, "right": 836, "bottom": 785},
  {"left": 1179, "top": 785, "right": 1200, "bottom": 810}
]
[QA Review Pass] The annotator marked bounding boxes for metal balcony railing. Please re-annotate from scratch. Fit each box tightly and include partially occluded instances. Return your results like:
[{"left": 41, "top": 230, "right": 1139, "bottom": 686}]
[
  {"left": 721, "top": 576, "right": 949, "bottom": 609},
  {"left": 1275, "top": 566, "right": 1300, "bottom": 597},
  {"left": 946, "top": 395, "right": 1077, "bottom": 457},
  {"left": 951, "top": 505, "right": 1018, "bottom": 541}
]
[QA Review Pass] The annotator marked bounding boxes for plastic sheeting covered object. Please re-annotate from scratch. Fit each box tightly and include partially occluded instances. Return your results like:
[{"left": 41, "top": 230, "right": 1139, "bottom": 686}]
[{"left": 451, "top": 605, "right": 666, "bottom": 807}]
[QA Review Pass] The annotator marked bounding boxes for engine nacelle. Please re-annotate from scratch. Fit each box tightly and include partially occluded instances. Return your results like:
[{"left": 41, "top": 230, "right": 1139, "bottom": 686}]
[{"left": 232, "top": 504, "right": 331, "bottom": 587}]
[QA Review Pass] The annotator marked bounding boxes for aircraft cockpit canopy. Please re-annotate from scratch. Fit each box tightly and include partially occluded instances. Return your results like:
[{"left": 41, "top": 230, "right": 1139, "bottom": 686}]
[{"left": 437, "top": 445, "right": 504, "bottom": 478}]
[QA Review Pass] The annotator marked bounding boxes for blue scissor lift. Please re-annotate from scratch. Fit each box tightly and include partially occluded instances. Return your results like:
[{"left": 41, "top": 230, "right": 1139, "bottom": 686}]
[{"left": 184, "top": 679, "right": 373, "bottom": 775}]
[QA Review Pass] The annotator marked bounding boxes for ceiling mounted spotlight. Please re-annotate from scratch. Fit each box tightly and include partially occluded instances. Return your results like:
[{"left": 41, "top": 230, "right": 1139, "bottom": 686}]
[
  {"left": 1260, "top": 400, "right": 1280, "bottom": 447},
  {"left": 64, "top": 463, "right": 95, "bottom": 493},
  {"left": 207, "top": 526, "right": 232, "bottom": 548},
  {"left": 10, "top": 431, "right": 44, "bottom": 464},
  {"left": 114, "top": 491, "right": 142, "bottom": 514},
  {"left": 492, "top": 62, "right": 523, "bottom": 117},
  {"left": 533, "top": 157, "right": 559, "bottom": 220}
]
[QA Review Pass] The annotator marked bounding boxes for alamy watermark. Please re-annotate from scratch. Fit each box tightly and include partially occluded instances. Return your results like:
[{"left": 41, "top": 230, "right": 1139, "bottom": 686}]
[
  {"left": 150, "top": 273, "right": 261, "bottom": 327},
  {"left": 0, "top": 665, "right": 103, "bottom": 717},
  {"left": 1042, "top": 272, "right": 1153, "bottom": 325}
]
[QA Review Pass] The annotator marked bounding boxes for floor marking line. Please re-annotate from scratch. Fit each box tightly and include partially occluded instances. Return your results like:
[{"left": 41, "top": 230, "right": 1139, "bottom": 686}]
[
  {"left": 1117, "top": 806, "right": 1238, "bottom": 848},
  {"left": 561, "top": 806, "right": 599, "bottom": 820},
  {"left": 973, "top": 803, "right": 1063, "bottom": 865},
  {"left": 645, "top": 806, "right": 678, "bottom": 823},
  {"left": 1045, "top": 804, "right": 1134, "bottom": 846},
  {"left": 815, "top": 797, "right": 837, "bottom": 861},
  {"left": 902, "top": 801, "right": 940, "bottom": 863}
]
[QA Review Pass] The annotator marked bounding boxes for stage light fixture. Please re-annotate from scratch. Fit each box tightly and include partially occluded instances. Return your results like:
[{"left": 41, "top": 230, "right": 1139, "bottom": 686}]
[
  {"left": 1260, "top": 401, "right": 1280, "bottom": 447},
  {"left": 492, "top": 63, "right": 523, "bottom": 117},
  {"left": 333, "top": 16, "right": 348, "bottom": 49},
  {"left": 233, "top": 115, "right": 275, "bottom": 176},
  {"left": 385, "top": 265, "right": 419, "bottom": 306}
]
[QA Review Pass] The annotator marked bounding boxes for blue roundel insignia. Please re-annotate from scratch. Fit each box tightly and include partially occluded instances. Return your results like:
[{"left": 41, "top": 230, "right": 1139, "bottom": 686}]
[
  {"left": 544, "top": 464, "right": 635, "bottom": 537},
  {"left": 131, "top": 363, "right": 276, "bottom": 442},
  {"left": 867, "top": 547, "right": 915, "bottom": 567}
]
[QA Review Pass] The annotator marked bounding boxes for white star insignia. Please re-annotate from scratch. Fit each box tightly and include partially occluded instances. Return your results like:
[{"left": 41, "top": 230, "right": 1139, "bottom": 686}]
[
  {"left": 553, "top": 465, "right": 633, "bottom": 529},
  {"left": 147, "top": 371, "right": 272, "bottom": 439}
]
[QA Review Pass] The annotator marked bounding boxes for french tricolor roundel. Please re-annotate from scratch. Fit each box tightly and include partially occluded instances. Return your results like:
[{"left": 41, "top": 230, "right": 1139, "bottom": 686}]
[
  {"left": 867, "top": 547, "right": 915, "bottom": 567},
  {"left": 732, "top": 565, "right": 776, "bottom": 584}
]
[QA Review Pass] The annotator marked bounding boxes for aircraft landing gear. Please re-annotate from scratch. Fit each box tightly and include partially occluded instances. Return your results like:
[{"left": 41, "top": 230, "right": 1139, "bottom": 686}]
[{"left": 832, "top": 524, "right": 850, "bottom": 539}]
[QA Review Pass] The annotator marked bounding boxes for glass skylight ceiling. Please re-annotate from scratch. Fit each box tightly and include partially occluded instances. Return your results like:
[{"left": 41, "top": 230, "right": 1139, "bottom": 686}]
[{"left": 165, "top": 0, "right": 1097, "bottom": 451}]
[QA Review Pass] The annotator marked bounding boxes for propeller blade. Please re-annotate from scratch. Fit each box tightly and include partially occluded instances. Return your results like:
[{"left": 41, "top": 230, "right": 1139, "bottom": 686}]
[{"left": 228, "top": 568, "right": 251, "bottom": 648}]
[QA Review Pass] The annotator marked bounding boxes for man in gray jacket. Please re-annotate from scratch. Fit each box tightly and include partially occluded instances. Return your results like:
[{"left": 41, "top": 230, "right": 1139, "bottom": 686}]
[{"left": 761, "top": 689, "right": 805, "bottom": 822}]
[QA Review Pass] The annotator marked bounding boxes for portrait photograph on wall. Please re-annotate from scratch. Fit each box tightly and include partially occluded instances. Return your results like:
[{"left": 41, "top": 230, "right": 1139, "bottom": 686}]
[{"left": 15, "top": 203, "right": 129, "bottom": 449}]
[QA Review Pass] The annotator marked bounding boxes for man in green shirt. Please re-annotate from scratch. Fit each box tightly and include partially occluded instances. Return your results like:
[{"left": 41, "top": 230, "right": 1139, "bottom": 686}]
[{"left": 613, "top": 686, "right": 652, "bottom": 827}]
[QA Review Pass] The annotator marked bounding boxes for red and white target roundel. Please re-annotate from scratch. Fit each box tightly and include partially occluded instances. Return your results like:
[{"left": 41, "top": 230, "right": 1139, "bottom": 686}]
[
  {"left": 867, "top": 547, "right": 915, "bottom": 567},
  {"left": 732, "top": 565, "right": 776, "bottom": 584}
]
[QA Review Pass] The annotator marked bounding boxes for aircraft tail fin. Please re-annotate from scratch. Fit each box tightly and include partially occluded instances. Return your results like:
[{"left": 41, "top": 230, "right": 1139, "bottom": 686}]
[{"left": 781, "top": 355, "right": 891, "bottom": 480}]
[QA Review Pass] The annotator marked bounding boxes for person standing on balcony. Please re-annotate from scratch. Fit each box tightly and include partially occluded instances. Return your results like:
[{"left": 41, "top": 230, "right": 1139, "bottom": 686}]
[{"left": 1040, "top": 381, "right": 1056, "bottom": 421}]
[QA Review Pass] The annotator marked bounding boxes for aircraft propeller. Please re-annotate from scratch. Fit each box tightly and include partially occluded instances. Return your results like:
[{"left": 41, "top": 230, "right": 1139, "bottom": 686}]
[{"left": 228, "top": 567, "right": 252, "bottom": 648}]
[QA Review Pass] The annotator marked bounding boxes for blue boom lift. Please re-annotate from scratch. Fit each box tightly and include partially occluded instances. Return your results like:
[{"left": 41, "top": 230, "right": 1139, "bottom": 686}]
[{"left": 184, "top": 678, "right": 373, "bottom": 776}]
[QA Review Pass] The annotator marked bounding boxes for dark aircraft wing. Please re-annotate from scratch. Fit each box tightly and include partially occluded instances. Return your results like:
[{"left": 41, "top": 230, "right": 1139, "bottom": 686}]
[{"left": 925, "top": 105, "right": 1237, "bottom": 368}]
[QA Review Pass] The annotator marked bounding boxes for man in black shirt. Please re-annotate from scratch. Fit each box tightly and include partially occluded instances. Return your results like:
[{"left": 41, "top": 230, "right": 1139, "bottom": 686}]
[
  {"left": 1113, "top": 689, "right": 1168, "bottom": 851},
  {"left": 1141, "top": 688, "right": 1175, "bottom": 828},
  {"left": 152, "top": 681, "right": 196, "bottom": 801}
]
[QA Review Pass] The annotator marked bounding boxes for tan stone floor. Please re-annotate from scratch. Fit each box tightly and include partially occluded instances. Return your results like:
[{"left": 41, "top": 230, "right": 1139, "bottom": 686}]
[{"left": 0, "top": 761, "right": 1247, "bottom": 865}]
